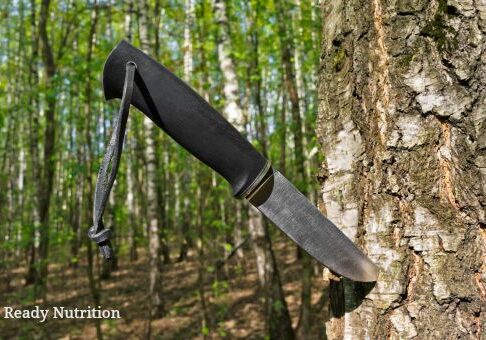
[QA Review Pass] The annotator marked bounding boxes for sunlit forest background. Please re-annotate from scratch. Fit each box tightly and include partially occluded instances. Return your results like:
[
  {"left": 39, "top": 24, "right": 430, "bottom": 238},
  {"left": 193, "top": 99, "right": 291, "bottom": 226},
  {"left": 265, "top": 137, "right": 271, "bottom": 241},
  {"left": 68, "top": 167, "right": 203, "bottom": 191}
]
[{"left": 0, "top": 0, "right": 325, "bottom": 338}]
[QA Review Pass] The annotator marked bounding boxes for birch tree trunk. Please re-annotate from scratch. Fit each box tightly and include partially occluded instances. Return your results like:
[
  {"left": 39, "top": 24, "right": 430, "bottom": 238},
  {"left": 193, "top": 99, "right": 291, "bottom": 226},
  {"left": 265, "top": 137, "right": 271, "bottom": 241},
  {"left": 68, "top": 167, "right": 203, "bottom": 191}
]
[
  {"left": 318, "top": 1, "right": 486, "bottom": 338},
  {"left": 127, "top": 145, "right": 139, "bottom": 261},
  {"left": 183, "top": 0, "right": 194, "bottom": 80},
  {"left": 214, "top": 1, "right": 294, "bottom": 338},
  {"left": 214, "top": 0, "right": 246, "bottom": 263},
  {"left": 137, "top": 0, "right": 164, "bottom": 318},
  {"left": 177, "top": 0, "right": 194, "bottom": 263},
  {"left": 124, "top": 0, "right": 139, "bottom": 265}
]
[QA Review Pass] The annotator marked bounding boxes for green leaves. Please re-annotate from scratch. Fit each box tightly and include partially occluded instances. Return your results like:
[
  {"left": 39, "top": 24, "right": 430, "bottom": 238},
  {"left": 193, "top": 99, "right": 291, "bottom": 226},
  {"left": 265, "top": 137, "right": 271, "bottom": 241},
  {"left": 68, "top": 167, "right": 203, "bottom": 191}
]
[{"left": 0, "top": 1, "right": 323, "bottom": 336}]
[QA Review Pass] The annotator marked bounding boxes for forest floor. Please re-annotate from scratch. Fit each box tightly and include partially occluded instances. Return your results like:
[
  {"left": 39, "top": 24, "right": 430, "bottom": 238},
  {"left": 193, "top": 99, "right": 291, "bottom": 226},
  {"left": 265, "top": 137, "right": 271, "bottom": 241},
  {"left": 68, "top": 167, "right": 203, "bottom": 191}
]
[{"left": 0, "top": 234, "right": 329, "bottom": 339}]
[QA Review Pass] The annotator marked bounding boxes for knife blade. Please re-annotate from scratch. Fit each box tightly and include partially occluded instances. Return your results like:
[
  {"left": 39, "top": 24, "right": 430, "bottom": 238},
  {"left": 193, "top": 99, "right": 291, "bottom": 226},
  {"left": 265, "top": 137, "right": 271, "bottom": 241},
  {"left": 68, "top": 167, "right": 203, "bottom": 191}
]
[{"left": 102, "top": 40, "right": 379, "bottom": 282}]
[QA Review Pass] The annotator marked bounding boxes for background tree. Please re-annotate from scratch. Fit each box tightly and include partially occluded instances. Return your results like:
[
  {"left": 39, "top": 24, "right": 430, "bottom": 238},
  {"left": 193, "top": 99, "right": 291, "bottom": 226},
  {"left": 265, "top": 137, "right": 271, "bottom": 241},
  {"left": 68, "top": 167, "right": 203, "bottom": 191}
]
[
  {"left": 136, "top": 0, "right": 165, "bottom": 321},
  {"left": 214, "top": 0, "right": 294, "bottom": 337},
  {"left": 35, "top": 0, "right": 57, "bottom": 300}
]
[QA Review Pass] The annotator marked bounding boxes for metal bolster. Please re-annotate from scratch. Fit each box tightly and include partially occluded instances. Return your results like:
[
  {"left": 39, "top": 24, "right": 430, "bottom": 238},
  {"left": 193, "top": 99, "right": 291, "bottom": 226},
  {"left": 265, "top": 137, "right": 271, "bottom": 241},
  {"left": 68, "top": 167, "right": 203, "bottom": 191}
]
[{"left": 237, "top": 160, "right": 273, "bottom": 200}]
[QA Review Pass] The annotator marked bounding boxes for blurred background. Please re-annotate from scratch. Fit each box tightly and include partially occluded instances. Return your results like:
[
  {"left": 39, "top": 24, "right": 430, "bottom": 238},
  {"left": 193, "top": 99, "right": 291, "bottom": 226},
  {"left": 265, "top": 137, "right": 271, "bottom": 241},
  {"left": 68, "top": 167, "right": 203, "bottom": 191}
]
[{"left": 0, "top": 0, "right": 324, "bottom": 338}]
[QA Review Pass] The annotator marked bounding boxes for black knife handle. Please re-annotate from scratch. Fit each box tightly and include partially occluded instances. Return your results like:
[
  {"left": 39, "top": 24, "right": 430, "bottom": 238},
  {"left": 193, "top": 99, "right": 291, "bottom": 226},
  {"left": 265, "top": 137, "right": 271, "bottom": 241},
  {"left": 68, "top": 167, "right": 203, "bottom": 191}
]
[{"left": 102, "top": 41, "right": 269, "bottom": 197}]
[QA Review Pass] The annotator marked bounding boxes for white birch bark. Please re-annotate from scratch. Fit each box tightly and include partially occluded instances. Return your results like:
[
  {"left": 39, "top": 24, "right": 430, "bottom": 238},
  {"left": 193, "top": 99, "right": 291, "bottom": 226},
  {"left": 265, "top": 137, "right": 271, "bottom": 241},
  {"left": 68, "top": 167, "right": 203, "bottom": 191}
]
[
  {"left": 137, "top": 0, "right": 164, "bottom": 317},
  {"left": 214, "top": 0, "right": 246, "bottom": 128},
  {"left": 183, "top": 0, "right": 194, "bottom": 81},
  {"left": 214, "top": 1, "right": 294, "bottom": 338},
  {"left": 318, "top": 1, "right": 486, "bottom": 338}
]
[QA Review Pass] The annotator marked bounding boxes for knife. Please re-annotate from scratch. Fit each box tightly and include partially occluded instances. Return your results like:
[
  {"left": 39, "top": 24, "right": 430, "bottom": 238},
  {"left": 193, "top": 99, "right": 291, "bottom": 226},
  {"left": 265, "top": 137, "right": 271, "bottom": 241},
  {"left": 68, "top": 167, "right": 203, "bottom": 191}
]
[{"left": 99, "top": 40, "right": 379, "bottom": 282}]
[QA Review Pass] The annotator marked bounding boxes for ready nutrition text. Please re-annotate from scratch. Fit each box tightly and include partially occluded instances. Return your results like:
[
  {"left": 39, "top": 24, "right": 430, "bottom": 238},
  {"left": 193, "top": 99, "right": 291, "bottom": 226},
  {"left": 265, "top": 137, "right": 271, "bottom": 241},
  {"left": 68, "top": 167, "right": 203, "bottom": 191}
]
[{"left": 3, "top": 305, "right": 121, "bottom": 323}]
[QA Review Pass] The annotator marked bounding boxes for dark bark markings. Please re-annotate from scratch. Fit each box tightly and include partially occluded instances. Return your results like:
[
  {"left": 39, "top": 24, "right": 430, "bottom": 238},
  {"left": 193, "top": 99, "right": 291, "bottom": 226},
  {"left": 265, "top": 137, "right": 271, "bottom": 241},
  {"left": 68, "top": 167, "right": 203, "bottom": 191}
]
[{"left": 318, "top": 0, "right": 486, "bottom": 338}]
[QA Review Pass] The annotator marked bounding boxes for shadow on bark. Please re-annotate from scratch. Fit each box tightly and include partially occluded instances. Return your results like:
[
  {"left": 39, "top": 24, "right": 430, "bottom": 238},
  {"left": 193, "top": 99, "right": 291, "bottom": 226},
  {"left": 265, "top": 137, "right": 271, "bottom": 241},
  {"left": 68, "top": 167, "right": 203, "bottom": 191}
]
[{"left": 330, "top": 278, "right": 376, "bottom": 317}]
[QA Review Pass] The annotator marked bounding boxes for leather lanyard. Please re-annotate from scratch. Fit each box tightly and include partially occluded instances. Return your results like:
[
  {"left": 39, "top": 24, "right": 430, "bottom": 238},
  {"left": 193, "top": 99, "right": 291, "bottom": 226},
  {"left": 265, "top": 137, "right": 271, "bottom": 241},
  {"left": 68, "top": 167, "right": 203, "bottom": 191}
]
[{"left": 88, "top": 61, "right": 136, "bottom": 260}]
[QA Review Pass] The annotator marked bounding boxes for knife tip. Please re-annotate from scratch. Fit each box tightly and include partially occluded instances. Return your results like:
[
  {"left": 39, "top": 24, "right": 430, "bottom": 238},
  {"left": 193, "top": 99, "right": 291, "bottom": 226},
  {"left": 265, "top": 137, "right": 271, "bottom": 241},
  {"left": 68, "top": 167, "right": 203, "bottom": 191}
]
[{"left": 357, "top": 259, "right": 380, "bottom": 282}]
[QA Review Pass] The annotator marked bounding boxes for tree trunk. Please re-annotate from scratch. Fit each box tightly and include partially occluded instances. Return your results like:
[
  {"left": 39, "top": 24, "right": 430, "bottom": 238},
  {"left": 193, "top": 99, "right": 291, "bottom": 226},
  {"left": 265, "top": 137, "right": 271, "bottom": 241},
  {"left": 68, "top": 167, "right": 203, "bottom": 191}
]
[
  {"left": 214, "top": 0, "right": 247, "bottom": 264},
  {"left": 183, "top": 0, "right": 194, "bottom": 80},
  {"left": 195, "top": 180, "right": 210, "bottom": 334},
  {"left": 145, "top": 122, "right": 164, "bottom": 318},
  {"left": 25, "top": 0, "right": 40, "bottom": 286},
  {"left": 124, "top": 0, "right": 139, "bottom": 264},
  {"left": 35, "top": 0, "right": 57, "bottom": 300},
  {"left": 318, "top": 1, "right": 486, "bottom": 338},
  {"left": 275, "top": 0, "right": 312, "bottom": 337},
  {"left": 136, "top": 0, "right": 164, "bottom": 318},
  {"left": 127, "top": 144, "right": 139, "bottom": 262},
  {"left": 82, "top": 5, "right": 103, "bottom": 339},
  {"left": 177, "top": 0, "right": 195, "bottom": 263},
  {"left": 214, "top": 1, "right": 294, "bottom": 338},
  {"left": 248, "top": 206, "right": 295, "bottom": 339}
]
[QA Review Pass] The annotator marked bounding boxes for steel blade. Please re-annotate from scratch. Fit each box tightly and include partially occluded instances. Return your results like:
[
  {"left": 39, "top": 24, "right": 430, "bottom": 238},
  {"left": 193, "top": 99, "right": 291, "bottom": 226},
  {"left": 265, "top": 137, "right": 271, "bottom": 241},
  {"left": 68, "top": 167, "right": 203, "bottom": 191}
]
[{"left": 248, "top": 171, "right": 379, "bottom": 282}]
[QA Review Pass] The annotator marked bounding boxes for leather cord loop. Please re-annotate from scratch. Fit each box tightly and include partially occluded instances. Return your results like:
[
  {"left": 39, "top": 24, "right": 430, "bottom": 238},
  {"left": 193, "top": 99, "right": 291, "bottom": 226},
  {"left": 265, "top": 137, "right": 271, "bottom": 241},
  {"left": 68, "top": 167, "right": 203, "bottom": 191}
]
[{"left": 88, "top": 61, "right": 136, "bottom": 260}]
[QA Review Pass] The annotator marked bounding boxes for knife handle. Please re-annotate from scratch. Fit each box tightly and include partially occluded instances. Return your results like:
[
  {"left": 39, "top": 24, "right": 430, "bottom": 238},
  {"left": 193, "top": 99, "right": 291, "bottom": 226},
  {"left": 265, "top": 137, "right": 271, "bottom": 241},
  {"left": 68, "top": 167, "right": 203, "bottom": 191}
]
[{"left": 102, "top": 41, "right": 269, "bottom": 197}]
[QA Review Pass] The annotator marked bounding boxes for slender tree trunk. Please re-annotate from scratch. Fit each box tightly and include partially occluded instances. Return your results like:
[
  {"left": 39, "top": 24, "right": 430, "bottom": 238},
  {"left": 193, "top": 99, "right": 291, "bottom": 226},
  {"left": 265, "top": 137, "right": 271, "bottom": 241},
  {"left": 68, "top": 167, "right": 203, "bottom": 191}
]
[
  {"left": 214, "top": 0, "right": 246, "bottom": 128},
  {"left": 137, "top": 0, "right": 164, "bottom": 318},
  {"left": 81, "top": 4, "right": 103, "bottom": 339},
  {"left": 153, "top": 0, "right": 171, "bottom": 267},
  {"left": 35, "top": 0, "right": 57, "bottom": 300},
  {"left": 127, "top": 145, "right": 139, "bottom": 261},
  {"left": 279, "top": 81, "right": 287, "bottom": 174},
  {"left": 233, "top": 200, "right": 244, "bottom": 260},
  {"left": 214, "top": 1, "right": 294, "bottom": 338},
  {"left": 213, "top": 0, "right": 248, "bottom": 265},
  {"left": 146, "top": 126, "right": 164, "bottom": 316},
  {"left": 25, "top": 0, "right": 40, "bottom": 286},
  {"left": 68, "top": 83, "right": 82, "bottom": 268},
  {"left": 86, "top": 232, "right": 103, "bottom": 340},
  {"left": 183, "top": 0, "right": 194, "bottom": 80},
  {"left": 124, "top": 0, "right": 133, "bottom": 41},
  {"left": 69, "top": 161, "right": 82, "bottom": 267},
  {"left": 159, "top": 145, "right": 171, "bottom": 266},
  {"left": 319, "top": 1, "right": 486, "bottom": 338},
  {"left": 177, "top": 0, "right": 195, "bottom": 263},
  {"left": 293, "top": 0, "right": 318, "bottom": 210},
  {"left": 177, "top": 192, "right": 192, "bottom": 262},
  {"left": 248, "top": 207, "right": 295, "bottom": 339},
  {"left": 275, "top": 0, "right": 312, "bottom": 337},
  {"left": 2, "top": 27, "right": 23, "bottom": 281},
  {"left": 123, "top": 0, "right": 139, "bottom": 263},
  {"left": 189, "top": 11, "right": 215, "bottom": 334},
  {"left": 196, "top": 178, "right": 210, "bottom": 335},
  {"left": 276, "top": 0, "right": 306, "bottom": 187}
]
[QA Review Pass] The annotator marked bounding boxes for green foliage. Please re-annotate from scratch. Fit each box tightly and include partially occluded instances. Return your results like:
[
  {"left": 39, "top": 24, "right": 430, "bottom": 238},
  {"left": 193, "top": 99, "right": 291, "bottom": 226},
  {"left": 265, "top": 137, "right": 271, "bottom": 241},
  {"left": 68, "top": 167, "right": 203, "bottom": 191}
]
[
  {"left": 217, "top": 324, "right": 228, "bottom": 337},
  {"left": 272, "top": 299, "right": 284, "bottom": 313},
  {"left": 201, "top": 325, "right": 210, "bottom": 336},
  {"left": 170, "top": 304, "right": 190, "bottom": 316},
  {"left": 0, "top": 0, "right": 322, "bottom": 336},
  {"left": 211, "top": 279, "right": 229, "bottom": 298}
]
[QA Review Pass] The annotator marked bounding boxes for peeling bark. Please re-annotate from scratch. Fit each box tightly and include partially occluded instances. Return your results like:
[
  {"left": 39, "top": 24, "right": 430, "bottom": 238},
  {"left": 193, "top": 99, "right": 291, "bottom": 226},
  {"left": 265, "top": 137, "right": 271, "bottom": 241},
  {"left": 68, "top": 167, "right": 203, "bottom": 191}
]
[{"left": 318, "top": 0, "right": 486, "bottom": 338}]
